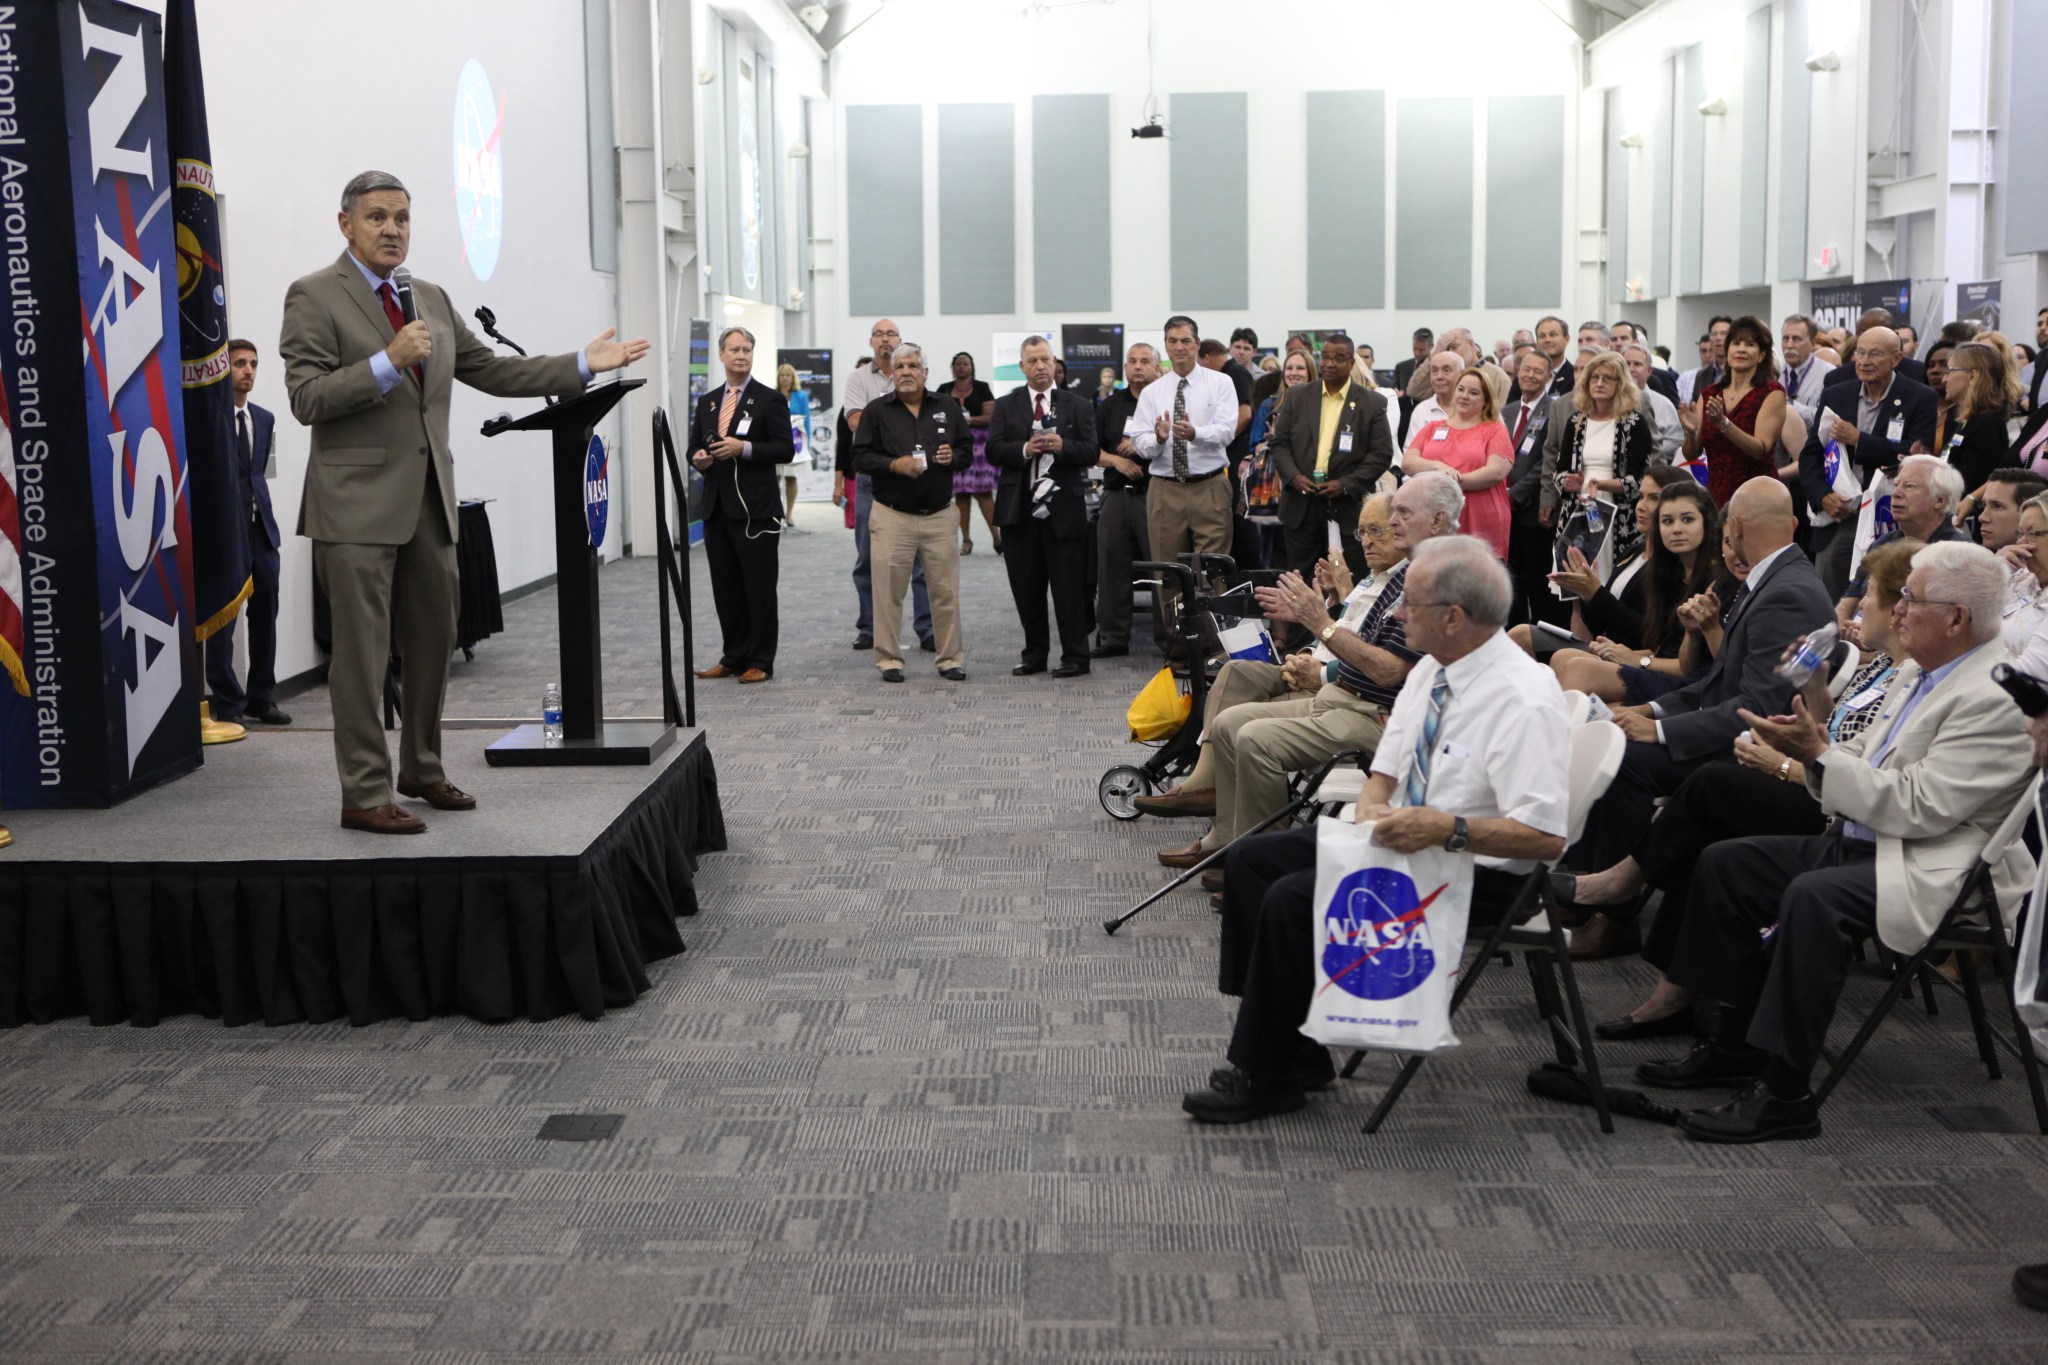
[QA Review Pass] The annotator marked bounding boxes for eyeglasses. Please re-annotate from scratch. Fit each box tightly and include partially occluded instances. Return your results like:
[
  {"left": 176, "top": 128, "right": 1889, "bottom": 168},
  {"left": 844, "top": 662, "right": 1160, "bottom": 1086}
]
[
  {"left": 1896, "top": 588, "right": 1961, "bottom": 610},
  {"left": 2018, "top": 528, "right": 2046, "bottom": 542}
]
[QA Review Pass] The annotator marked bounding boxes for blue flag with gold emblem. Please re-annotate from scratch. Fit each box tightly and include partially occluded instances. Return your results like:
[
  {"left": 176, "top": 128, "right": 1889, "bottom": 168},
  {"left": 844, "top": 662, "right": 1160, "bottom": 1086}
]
[{"left": 164, "top": 0, "right": 249, "bottom": 645}]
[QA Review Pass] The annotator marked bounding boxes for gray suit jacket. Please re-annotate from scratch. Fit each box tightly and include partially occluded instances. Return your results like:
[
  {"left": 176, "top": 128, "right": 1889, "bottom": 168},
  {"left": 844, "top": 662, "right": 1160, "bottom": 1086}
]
[
  {"left": 1266, "top": 381, "right": 1393, "bottom": 530},
  {"left": 280, "top": 251, "right": 584, "bottom": 545},
  {"left": 1808, "top": 642, "right": 2038, "bottom": 951}
]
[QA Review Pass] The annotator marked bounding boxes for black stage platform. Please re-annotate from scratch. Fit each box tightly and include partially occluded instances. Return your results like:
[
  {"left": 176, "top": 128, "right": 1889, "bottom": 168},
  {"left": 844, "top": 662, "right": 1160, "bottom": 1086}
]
[{"left": 0, "top": 728, "right": 725, "bottom": 1028}]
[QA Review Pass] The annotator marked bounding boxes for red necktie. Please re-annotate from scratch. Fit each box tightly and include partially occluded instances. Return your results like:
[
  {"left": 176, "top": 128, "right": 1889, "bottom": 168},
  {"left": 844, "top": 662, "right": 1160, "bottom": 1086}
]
[
  {"left": 1512, "top": 404, "right": 1530, "bottom": 447},
  {"left": 377, "top": 282, "right": 425, "bottom": 388},
  {"left": 1034, "top": 392, "right": 1047, "bottom": 425}
]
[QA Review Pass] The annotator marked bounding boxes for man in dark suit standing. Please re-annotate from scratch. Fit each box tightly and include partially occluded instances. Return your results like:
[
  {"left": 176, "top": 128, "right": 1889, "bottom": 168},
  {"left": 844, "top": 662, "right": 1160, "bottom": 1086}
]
[
  {"left": 989, "top": 335, "right": 1098, "bottom": 677},
  {"left": 1562, "top": 479, "right": 1836, "bottom": 959},
  {"left": 1821, "top": 310, "right": 1928, "bottom": 388},
  {"left": 1263, "top": 335, "right": 1392, "bottom": 589},
  {"left": 689, "top": 325, "right": 791, "bottom": 683},
  {"left": 1499, "top": 346, "right": 1565, "bottom": 626},
  {"left": 1535, "top": 316, "right": 1575, "bottom": 399},
  {"left": 281, "top": 171, "right": 647, "bottom": 834},
  {"left": 1092, "top": 342, "right": 1160, "bottom": 659},
  {"left": 1797, "top": 325, "right": 1937, "bottom": 596},
  {"left": 204, "top": 340, "right": 289, "bottom": 725}
]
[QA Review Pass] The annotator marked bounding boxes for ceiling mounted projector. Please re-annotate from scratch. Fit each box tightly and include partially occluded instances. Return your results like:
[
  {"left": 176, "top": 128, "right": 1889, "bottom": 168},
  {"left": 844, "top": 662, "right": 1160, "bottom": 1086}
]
[{"left": 1131, "top": 119, "right": 1168, "bottom": 140}]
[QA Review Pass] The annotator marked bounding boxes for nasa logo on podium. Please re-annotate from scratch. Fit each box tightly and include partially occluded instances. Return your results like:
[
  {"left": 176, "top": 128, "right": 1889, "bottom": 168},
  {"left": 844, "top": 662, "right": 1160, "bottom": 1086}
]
[
  {"left": 1320, "top": 867, "right": 1448, "bottom": 1001},
  {"left": 452, "top": 59, "right": 504, "bottom": 282},
  {"left": 584, "top": 434, "right": 609, "bottom": 548}
]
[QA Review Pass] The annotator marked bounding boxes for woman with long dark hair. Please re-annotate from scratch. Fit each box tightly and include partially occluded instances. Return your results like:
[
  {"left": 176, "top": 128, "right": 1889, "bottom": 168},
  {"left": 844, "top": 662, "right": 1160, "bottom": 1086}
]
[{"left": 942, "top": 351, "right": 999, "bottom": 554}]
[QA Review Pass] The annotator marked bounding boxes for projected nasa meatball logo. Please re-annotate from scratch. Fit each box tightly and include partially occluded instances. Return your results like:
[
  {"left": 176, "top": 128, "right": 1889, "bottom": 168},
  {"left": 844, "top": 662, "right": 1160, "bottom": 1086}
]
[
  {"left": 1318, "top": 867, "right": 1450, "bottom": 1001},
  {"left": 452, "top": 59, "right": 504, "bottom": 281}
]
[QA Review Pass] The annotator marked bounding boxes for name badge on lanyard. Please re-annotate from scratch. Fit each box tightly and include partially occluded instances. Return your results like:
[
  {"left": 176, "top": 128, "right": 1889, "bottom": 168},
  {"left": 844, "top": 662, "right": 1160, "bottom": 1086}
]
[
  {"left": 1887, "top": 415, "right": 1905, "bottom": 442},
  {"left": 1337, "top": 431, "right": 1354, "bottom": 454},
  {"left": 735, "top": 413, "right": 753, "bottom": 437}
]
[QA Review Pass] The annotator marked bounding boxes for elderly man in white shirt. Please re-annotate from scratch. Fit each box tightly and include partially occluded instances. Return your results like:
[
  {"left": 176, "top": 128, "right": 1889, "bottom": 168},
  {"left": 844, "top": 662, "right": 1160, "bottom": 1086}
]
[
  {"left": 1129, "top": 314, "right": 1243, "bottom": 627},
  {"left": 1623, "top": 343, "right": 1683, "bottom": 463},
  {"left": 1185, "top": 537, "right": 1572, "bottom": 1124},
  {"left": 1400, "top": 350, "right": 1463, "bottom": 457}
]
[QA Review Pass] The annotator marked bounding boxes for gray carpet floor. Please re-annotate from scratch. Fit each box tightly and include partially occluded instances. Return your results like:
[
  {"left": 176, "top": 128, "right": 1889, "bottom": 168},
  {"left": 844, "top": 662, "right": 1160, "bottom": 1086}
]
[{"left": 3, "top": 503, "right": 2046, "bottom": 1363}]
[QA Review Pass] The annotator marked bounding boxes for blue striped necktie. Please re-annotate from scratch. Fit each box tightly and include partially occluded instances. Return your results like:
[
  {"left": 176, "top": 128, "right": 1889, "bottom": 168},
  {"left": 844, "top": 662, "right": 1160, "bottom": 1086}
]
[{"left": 1403, "top": 669, "right": 1451, "bottom": 808}]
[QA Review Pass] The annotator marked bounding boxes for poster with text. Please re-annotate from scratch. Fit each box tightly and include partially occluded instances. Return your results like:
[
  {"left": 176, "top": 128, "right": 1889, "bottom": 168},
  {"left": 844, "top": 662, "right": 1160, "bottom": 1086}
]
[
  {"left": 1958, "top": 281, "right": 2003, "bottom": 332},
  {"left": 1062, "top": 324, "right": 1125, "bottom": 394},
  {"left": 1810, "top": 279, "right": 1911, "bottom": 335}
]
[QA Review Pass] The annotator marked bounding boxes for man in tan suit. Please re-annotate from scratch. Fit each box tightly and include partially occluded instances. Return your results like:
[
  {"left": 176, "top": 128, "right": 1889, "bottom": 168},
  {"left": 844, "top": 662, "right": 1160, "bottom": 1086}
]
[
  {"left": 281, "top": 171, "right": 647, "bottom": 834},
  {"left": 1647, "top": 540, "right": 2037, "bottom": 1143}
]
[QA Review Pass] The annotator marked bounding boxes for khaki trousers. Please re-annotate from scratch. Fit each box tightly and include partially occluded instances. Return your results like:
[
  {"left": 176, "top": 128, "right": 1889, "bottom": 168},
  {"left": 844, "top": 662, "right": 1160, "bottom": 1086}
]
[
  {"left": 314, "top": 489, "right": 457, "bottom": 811},
  {"left": 1205, "top": 683, "right": 1386, "bottom": 847},
  {"left": 1185, "top": 659, "right": 1295, "bottom": 790},
  {"left": 870, "top": 501, "right": 964, "bottom": 671},
  {"left": 1145, "top": 474, "right": 1234, "bottom": 623}
]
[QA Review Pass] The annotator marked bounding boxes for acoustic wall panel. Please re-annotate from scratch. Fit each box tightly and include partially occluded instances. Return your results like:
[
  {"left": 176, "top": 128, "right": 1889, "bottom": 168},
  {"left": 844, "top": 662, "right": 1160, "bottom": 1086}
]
[
  {"left": 938, "top": 103, "right": 1015, "bottom": 314},
  {"left": 1032, "top": 95, "right": 1112, "bottom": 312},
  {"left": 1304, "top": 91, "right": 1385, "bottom": 309},
  {"left": 1396, "top": 98, "right": 1473, "bottom": 309},
  {"left": 1651, "top": 57, "right": 1673, "bottom": 298},
  {"left": 1739, "top": 5, "right": 1772, "bottom": 286},
  {"left": 1485, "top": 95, "right": 1564, "bottom": 308},
  {"left": 1169, "top": 93, "right": 1248, "bottom": 310},
  {"left": 845, "top": 105, "right": 924, "bottom": 316},
  {"left": 1679, "top": 44, "right": 1705, "bottom": 295},
  {"left": 1778, "top": 0, "right": 1813, "bottom": 278},
  {"left": 1607, "top": 87, "right": 1629, "bottom": 304},
  {"left": 2006, "top": 2, "right": 2048, "bottom": 251}
]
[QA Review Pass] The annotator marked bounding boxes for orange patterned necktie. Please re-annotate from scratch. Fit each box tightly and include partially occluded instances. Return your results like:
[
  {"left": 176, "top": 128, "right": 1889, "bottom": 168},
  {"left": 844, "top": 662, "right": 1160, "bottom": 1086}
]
[{"left": 718, "top": 385, "right": 740, "bottom": 437}]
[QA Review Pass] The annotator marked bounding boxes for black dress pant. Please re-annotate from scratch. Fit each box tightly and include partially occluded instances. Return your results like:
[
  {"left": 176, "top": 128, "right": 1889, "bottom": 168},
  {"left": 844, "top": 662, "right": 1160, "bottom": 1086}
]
[
  {"left": 1004, "top": 516, "right": 1090, "bottom": 669},
  {"left": 1638, "top": 763, "right": 1828, "bottom": 972},
  {"left": 1567, "top": 743, "right": 1724, "bottom": 880},
  {"left": 203, "top": 518, "right": 281, "bottom": 719},
  {"left": 1668, "top": 834, "right": 1877, "bottom": 1073},
  {"left": 703, "top": 515, "right": 781, "bottom": 673},
  {"left": 1281, "top": 512, "right": 1367, "bottom": 585},
  {"left": 1507, "top": 517, "right": 1567, "bottom": 628},
  {"left": 1218, "top": 826, "right": 1524, "bottom": 1081}
]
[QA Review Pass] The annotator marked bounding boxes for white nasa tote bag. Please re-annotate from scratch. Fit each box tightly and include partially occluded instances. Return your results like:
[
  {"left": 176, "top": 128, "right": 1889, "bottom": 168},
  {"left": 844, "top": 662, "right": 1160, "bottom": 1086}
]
[{"left": 1300, "top": 816, "right": 1475, "bottom": 1055}]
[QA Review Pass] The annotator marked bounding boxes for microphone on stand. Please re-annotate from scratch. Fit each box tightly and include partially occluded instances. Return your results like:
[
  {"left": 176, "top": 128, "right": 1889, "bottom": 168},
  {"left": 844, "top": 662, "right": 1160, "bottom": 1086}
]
[
  {"left": 392, "top": 265, "right": 419, "bottom": 324},
  {"left": 473, "top": 306, "right": 553, "bottom": 405}
]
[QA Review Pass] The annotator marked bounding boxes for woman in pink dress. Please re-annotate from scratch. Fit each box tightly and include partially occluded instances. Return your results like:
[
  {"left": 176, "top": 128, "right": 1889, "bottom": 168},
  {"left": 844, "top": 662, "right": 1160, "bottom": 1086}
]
[{"left": 1401, "top": 368, "right": 1514, "bottom": 557}]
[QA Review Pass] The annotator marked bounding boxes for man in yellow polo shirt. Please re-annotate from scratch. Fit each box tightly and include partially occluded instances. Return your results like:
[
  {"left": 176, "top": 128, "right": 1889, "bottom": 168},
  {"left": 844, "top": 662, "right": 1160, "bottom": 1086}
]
[{"left": 1267, "top": 335, "right": 1394, "bottom": 592}]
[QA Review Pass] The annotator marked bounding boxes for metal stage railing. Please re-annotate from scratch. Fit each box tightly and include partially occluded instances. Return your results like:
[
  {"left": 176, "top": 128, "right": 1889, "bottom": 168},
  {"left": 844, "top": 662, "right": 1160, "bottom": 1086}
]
[{"left": 651, "top": 406, "right": 697, "bottom": 730}]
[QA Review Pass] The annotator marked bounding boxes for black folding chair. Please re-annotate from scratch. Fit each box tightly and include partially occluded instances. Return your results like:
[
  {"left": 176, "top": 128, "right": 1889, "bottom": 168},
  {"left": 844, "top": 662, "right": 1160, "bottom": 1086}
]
[{"left": 1815, "top": 776, "right": 2048, "bottom": 1134}]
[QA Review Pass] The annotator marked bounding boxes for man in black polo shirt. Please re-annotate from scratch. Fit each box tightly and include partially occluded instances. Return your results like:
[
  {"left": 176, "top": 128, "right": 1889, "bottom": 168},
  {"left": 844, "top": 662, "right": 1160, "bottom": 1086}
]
[
  {"left": 853, "top": 343, "right": 969, "bottom": 683},
  {"left": 1093, "top": 342, "right": 1159, "bottom": 657}
]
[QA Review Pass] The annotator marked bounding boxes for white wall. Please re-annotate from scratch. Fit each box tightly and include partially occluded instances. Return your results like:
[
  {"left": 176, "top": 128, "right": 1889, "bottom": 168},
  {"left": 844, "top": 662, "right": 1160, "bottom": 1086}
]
[
  {"left": 196, "top": 0, "right": 620, "bottom": 685},
  {"left": 820, "top": 0, "right": 1584, "bottom": 381}
]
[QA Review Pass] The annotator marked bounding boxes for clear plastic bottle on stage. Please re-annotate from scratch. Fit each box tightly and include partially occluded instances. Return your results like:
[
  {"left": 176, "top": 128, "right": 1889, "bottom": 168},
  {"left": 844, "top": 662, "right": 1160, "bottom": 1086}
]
[{"left": 542, "top": 682, "right": 564, "bottom": 744}]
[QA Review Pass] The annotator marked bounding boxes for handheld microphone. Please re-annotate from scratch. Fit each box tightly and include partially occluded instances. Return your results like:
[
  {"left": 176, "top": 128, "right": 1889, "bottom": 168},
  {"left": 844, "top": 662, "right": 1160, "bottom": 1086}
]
[{"left": 392, "top": 266, "right": 418, "bottom": 325}]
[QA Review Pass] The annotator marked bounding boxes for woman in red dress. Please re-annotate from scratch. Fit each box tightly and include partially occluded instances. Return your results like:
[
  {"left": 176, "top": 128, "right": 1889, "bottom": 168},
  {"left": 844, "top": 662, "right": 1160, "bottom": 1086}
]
[
  {"left": 1402, "top": 368, "right": 1514, "bottom": 557},
  {"left": 1681, "top": 315, "right": 1786, "bottom": 507}
]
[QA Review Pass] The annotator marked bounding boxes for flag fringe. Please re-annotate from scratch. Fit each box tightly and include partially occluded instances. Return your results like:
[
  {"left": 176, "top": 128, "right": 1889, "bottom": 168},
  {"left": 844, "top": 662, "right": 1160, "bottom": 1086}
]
[
  {"left": 192, "top": 575, "right": 252, "bottom": 643},
  {"left": 0, "top": 637, "right": 26, "bottom": 698}
]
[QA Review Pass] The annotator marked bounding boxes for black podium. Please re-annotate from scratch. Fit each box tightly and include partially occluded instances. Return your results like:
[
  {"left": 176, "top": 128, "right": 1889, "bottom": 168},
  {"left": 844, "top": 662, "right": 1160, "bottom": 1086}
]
[{"left": 479, "top": 379, "right": 677, "bottom": 767}]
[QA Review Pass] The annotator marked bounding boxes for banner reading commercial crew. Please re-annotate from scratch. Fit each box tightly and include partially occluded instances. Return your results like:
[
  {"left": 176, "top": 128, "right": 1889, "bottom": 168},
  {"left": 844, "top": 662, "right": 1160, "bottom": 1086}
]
[{"left": 0, "top": 1, "right": 200, "bottom": 806}]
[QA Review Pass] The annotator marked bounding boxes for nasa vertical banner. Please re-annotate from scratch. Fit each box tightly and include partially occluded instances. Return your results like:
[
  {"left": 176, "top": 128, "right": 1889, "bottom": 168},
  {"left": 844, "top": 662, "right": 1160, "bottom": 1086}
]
[
  {"left": 0, "top": 1, "right": 199, "bottom": 807},
  {"left": 164, "top": 0, "right": 251, "bottom": 647}
]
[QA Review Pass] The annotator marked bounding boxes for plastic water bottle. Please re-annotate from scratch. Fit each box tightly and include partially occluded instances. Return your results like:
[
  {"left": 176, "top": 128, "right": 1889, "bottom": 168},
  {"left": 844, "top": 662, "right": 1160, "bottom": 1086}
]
[
  {"left": 910, "top": 443, "right": 928, "bottom": 474},
  {"left": 1775, "top": 622, "right": 1839, "bottom": 687},
  {"left": 542, "top": 682, "right": 564, "bottom": 745}
]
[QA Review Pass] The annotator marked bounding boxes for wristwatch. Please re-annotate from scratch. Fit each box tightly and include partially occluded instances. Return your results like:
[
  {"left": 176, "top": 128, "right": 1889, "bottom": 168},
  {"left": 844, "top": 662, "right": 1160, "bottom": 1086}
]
[
  {"left": 1443, "top": 816, "right": 1470, "bottom": 853},
  {"left": 1319, "top": 623, "right": 1339, "bottom": 643},
  {"left": 1639, "top": 656, "right": 1653, "bottom": 669}
]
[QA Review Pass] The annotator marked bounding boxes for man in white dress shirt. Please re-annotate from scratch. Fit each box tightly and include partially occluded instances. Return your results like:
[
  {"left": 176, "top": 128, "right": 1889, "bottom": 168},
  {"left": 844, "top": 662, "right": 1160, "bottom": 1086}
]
[
  {"left": 1183, "top": 537, "right": 1572, "bottom": 1124},
  {"left": 1624, "top": 344, "right": 1683, "bottom": 463},
  {"left": 1778, "top": 314, "right": 1829, "bottom": 424},
  {"left": 1129, "top": 314, "right": 1241, "bottom": 628}
]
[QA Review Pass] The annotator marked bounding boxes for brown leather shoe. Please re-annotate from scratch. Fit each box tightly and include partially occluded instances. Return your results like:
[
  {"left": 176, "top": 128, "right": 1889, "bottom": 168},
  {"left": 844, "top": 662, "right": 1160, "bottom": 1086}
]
[
  {"left": 737, "top": 668, "right": 770, "bottom": 683},
  {"left": 1569, "top": 911, "right": 1643, "bottom": 961},
  {"left": 1157, "top": 839, "right": 1211, "bottom": 870},
  {"left": 396, "top": 776, "right": 477, "bottom": 811},
  {"left": 693, "top": 663, "right": 734, "bottom": 679},
  {"left": 1200, "top": 868, "right": 1226, "bottom": 893},
  {"left": 1133, "top": 785, "right": 1217, "bottom": 818},
  {"left": 341, "top": 804, "right": 426, "bottom": 835}
]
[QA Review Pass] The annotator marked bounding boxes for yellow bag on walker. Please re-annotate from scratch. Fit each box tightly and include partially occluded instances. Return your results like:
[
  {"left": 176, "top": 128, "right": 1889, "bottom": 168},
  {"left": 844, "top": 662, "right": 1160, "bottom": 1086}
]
[{"left": 1126, "top": 667, "right": 1192, "bottom": 742}]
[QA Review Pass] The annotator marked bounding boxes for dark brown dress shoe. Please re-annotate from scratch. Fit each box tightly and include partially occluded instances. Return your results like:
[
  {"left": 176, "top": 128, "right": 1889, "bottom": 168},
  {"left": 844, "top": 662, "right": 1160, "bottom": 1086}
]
[
  {"left": 1200, "top": 868, "right": 1226, "bottom": 893},
  {"left": 1568, "top": 911, "right": 1642, "bottom": 960},
  {"left": 1157, "top": 839, "right": 1210, "bottom": 870},
  {"left": 737, "top": 668, "right": 770, "bottom": 683},
  {"left": 1181, "top": 1067, "right": 1306, "bottom": 1124},
  {"left": 396, "top": 776, "right": 477, "bottom": 811},
  {"left": 693, "top": 663, "right": 735, "bottom": 679},
  {"left": 1133, "top": 786, "right": 1217, "bottom": 818},
  {"left": 341, "top": 804, "right": 426, "bottom": 835}
]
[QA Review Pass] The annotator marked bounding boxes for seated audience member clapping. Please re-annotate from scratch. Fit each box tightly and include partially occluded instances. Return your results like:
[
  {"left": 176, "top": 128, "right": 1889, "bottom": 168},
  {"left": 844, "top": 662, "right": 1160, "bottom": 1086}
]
[
  {"left": 1639, "top": 542, "right": 2038, "bottom": 1143},
  {"left": 1182, "top": 537, "right": 1571, "bottom": 1124},
  {"left": 1551, "top": 537, "right": 1921, "bottom": 1037},
  {"left": 1549, "top": 477, "right": 1728, "bottom": 707},
  {"left": 1510, "top": 465, "right": 1689, "bottom": 657},
  {"left": 1153, "top": 476, "right": 1466, "bottom": 877},
  {"left": 1401, "top": 368, "right": 1514, "bottom": 559},
  {"left": 1561, "top": 478, "right": 1835, "bottom": 960},
  {"left": 1135, "top": 494, "right": 1400, "bottom": 821},
  {"left": 1540, "top": 349, "right": 1657, "bottom": 565}
]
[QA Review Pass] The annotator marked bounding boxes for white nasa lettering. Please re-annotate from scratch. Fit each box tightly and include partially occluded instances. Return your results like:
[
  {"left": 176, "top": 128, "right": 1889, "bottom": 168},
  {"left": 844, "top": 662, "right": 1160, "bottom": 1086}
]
[
  {"left": 90, "top": 218, "right": 163, "bottom": 398},
  {"left": 78, "top": 8, "right": 155, "bottom": 187},
  {"left": 108, "top": 426, "right": 180, "bottom": 568}
]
